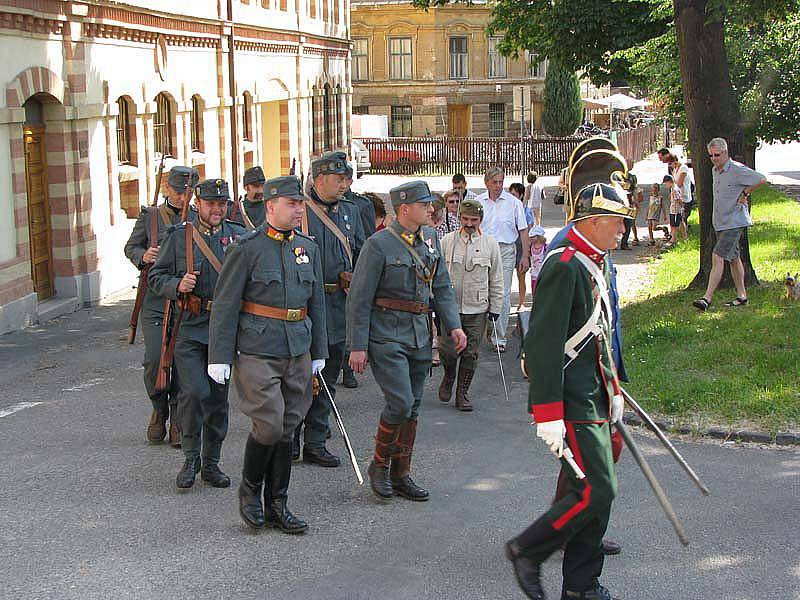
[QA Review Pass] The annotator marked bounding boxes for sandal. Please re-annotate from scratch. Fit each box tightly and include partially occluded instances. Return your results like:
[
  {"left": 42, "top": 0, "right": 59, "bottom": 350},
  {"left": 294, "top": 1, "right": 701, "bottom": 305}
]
[
  {"left": 725, "top": 297, "right": 748, "bottom": 307},
  {"left": 692, "top": 297, "right": 711, "bottom": 311}
]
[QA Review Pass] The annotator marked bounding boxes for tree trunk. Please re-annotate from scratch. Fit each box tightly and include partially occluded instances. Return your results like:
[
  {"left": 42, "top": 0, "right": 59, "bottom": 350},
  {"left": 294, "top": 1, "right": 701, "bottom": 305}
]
[{"left": 674, "top": 0, "right": 759, "bottom": 289}]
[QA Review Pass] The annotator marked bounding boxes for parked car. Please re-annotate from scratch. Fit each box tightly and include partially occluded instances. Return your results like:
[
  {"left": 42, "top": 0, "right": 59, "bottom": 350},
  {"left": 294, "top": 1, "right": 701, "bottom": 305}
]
[
  {"left": 351, "top": 139, "right": 371, "bottom": 178},
  {"left": 368, "top": 142, "right": 422, "bottom": 174}
]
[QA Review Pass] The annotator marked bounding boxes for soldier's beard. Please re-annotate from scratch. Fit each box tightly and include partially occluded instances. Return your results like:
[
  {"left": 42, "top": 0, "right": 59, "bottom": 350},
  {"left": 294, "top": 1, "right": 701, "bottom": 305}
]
[
  {"left": 251, "top": 192, "right": 264, "bottom": 201},
  {"left": 463, "top": 225, "right": 477, "bottom": 234}
]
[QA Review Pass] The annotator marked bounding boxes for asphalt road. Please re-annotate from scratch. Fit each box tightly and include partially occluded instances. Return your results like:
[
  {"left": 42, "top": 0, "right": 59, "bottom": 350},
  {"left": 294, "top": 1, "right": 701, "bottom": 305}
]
[{"left": 0, "top": 294, "right": 797, "bottom": 600}]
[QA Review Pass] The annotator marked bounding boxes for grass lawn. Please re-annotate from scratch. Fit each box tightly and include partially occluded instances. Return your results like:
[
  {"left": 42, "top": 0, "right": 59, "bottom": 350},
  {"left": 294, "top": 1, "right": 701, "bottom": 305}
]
[{"left": 621, "top": 186, "right": 800, "bottom": 435}]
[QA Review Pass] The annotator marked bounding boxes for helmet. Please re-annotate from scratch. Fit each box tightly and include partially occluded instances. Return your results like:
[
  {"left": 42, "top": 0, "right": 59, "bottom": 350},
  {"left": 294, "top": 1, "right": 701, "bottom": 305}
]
[
  {"left": 567, "top": 136, "right": 617, "bottom": 203},
  {"left": 568, "top": 149, "right": 635, "bottom": 221}
]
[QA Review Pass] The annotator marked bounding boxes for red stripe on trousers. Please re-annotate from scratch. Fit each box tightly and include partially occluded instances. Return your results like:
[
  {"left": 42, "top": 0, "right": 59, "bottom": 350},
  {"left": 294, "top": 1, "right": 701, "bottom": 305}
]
[{"left": 553, "top": 422, "right": 592, "bottom": 530}]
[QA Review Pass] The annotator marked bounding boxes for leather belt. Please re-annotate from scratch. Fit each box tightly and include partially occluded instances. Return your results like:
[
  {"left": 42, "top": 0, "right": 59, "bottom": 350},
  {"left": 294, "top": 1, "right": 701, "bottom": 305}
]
[
  {"left": 240, "top": 300, "right": 307, "bottom": 322},
  {"left": 178, "top": 294, "right": 213, "bottom": 316},
  {"left": 374, "top": 298, "right": 430, "bottom": 314},
  {"left": 324, "top": 283, "right": 340, "bottom": 294}
]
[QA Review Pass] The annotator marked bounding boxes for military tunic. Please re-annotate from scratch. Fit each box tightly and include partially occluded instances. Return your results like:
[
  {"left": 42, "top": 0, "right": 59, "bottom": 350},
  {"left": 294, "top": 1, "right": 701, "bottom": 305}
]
[
  {"left": 208, "top": 225, "right": 328, "bottom": 445},
  {"left": 520, "top": 226, "right": 619, "bottom": 592},
  {"left": 149, "top": 219, "right": 245, "bottom": 463},
  {"left": 124, "top": 202, "right": 196, "bottom": 413},
  {"left": 227, "top": 196, "right": 266, "bottom": 230},
  {"left": 345, "top": 189, "right": 377, "bottom": 238},
  {"left": 299, "top": 188, "right": 366, "bottom": 449},
  {"left": 346, "top": 221, "right": 461, "bottom": 424}
]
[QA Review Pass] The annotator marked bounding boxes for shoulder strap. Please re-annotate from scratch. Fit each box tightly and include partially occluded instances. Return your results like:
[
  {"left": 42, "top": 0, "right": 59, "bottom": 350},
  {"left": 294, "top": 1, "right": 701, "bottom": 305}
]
[
  {"left": 238, "top": 197, "right": 255, "bottom": 231},
  {"left": 306, "top": 199, "right": 353, "bottom": 265},
  {"left": 158, "top": 204, "right": 171, "bottom": 227},
  {"left": 191, "top": 227, "right": 223, "bottom": 273},
  {"left": 185, "top": 224, "right": 194, "bottom": 275},
  {"left": 386, "top": 226, "right": 434, "bottom": 284}
]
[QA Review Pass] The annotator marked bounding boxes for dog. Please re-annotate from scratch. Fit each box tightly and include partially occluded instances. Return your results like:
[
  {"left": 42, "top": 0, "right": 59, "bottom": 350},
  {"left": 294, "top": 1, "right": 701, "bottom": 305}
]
[{"left": 785, "top": 273, "right": 800, "bottom": 300}]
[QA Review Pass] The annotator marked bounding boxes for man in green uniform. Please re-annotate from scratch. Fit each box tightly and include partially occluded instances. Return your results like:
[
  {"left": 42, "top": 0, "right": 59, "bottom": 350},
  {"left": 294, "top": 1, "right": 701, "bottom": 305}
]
[
  {"left": 293, "top": 153, "right": 365, "bottom": 467},
  {"left": 208, "top": 176, "right": 327, "bottom": 534},
  {"left": 347, "top": 181, "right": 467, "bottom": 501},
  {"left": 228, "top": 165, "right": 267, "bottom": 230},
  {"left": 505, "top": 164, "right": 633, "bottom": 600},
  {"left": 124, "top": 166, "right": 198, "bottom": 445},
  {"left": 149, "top": 179, "right": 246, "bottom": 489}
]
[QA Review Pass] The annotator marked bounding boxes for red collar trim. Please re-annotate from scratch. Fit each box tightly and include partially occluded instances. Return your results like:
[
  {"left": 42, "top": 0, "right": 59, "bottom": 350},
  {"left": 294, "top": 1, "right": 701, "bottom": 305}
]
[
  {"left": 265, "top": 226, "right": 295, "bottom": 242},
  {"left": 566, "top": 228, "right": 605, "bottom": 264}
]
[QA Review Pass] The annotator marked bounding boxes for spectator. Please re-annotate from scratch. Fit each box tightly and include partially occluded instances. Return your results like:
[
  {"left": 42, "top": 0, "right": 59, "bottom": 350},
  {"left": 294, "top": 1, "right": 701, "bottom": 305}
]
[
  {"left": 527, "top": 225, "right": 547, "bottom": 297},
  {"left": 430, "top": 194, "right": 445, "bottom": 235},
  {"left": 671, "top": 156, "right": 694, "bottom": 230},
  {"left": 509, "top": 182, "right": 529, "bottom": 310},
  {"left": 619, "top": 175, "right": 642, "bottom": 249},
  {"left": 364, "top": 192, "right": 388, "bottom": 231},
  {"left": 452, "top": 173, "right": 477, "bottom": 202},
  {"left": 663, "top": 175, "right": 686, "bottom": 246},
  {"left": 440, "top": 189, "right": 462, "bottom": 235},
  {"left": 476, "top": 167, "right": 530, "bottom": 351},
  {"left": 557, "top": 166, "right": 570, "bottom": 224},
  {"left": 657, "top": 147, "right": 674, "bottom": 175},
  {"left": 523, "top": 172, "right": 545, "bottom": 227},
  {"left": 693, "top": 137, "right": 767, "bottom": 310},
  {"left": 646, "top": 183, "right": 668, "bottom": 245}
]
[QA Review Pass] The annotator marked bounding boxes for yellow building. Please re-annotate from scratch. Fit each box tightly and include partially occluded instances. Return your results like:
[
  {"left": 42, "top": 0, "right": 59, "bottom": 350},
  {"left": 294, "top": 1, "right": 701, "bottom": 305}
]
[{"left": 351, "top": 0, "right": 546, "bottom": 137}]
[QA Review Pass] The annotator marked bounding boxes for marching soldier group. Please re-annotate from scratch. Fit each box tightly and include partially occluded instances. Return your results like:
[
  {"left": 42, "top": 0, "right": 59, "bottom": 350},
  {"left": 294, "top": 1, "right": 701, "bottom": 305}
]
[{"left": 124, "top": 139, "right": 644, "bottom": 599}]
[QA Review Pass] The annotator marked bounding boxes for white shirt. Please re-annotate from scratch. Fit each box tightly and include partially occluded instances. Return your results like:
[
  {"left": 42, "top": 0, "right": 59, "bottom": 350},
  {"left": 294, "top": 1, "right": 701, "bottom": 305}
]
[
  {"left": 675, "top": 163, "right": 693, "bottom": 205},
  {"left": 475, "top": 190, "right": 527, "bottom": 244},
  {"left": 525, "top": 182, "right": 544, "bottom": 208}
]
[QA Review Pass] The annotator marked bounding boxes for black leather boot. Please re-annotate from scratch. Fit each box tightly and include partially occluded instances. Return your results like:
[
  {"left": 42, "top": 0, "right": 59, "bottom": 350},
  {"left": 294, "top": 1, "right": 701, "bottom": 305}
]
[
  {"left": 341, "top": 358, "right": 358, "bottom": 388},
  {"left": 176, "top": 456, "right": 200, "bottom": 489},
  {"left": 390, "top": 420, "right": 429, "bottom": 501},
  {"left": 265, "top": 441, "right": 307, "bottom": 534},
  {"left": 505, "top": 539, "right": 545, "bottom": 600},
  {"left": 302, "top": 446, "right": 341, "bottom": 468},
  {"left": 291, "top": 425, "right": 301, "bottom": 461},
  {"left": 201, "top": 463, "right": 231, "bottom": 488},
  {"left": 238, "top": 435, "right": 272, "bottom": 529},
  {"left": 561, "top": 581, "right": 617, "bottom": 600}
]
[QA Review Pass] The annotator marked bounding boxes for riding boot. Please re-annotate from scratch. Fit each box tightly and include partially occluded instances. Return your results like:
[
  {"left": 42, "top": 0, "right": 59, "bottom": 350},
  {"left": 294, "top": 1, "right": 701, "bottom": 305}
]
[
  {"left": 390, "top": 420, "right": 429, "bottom": 501},
  {"left": 168, "top": 403, "right": 181, "bottom": 448},
  {"left": 368, "top": 418, "right": 400, "bottom": 499},
  {"left": 438, "top": 355, "right": 457, "bottom": 403},
  {"left": 147, "top": 409, "right": 167, "bottom": 444},
  {"left": 291, "top": 424, "right": 301, "bottom": 461},
  {"left": 264, "top": 441, "right": 307, "bottom": 534},
  {"left": 238, "top": 435, "right": 272, "bottom": 529},
  {"left": 454, "top": 365, "right": 475, "bottom": 412}
]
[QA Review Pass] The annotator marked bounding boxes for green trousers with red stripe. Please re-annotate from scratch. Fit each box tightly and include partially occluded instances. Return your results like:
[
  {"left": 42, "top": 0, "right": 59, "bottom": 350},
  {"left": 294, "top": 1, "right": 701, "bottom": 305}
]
[{"left": 515, "top": 422, "right": 617, "bottom": 593}]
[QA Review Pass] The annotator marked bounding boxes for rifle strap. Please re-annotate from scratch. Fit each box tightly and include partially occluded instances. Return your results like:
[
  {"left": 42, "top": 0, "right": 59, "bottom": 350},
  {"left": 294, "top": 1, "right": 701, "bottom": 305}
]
[
  {"left": 386, "top": 226, "right": 436, "bottom": 286},
  {"left": 191, "top": 226, "right": 222, "bottom": 273},
  {"left": 239, "top": 197, "right": 255, "bottom": 231},
  {"left": 305, "top": 198, "right": 353, "bottom": 265},
  {"left": 185, "top": 223, "right": 195, "bottom": 275}
]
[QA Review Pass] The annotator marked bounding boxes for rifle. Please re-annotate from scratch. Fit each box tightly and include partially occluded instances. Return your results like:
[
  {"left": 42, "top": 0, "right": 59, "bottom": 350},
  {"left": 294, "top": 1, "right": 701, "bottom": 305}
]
[
  {"left": 128, "top": 153, "right": 167, "bottom": 344},
  {"left": 289, "top": 157, "right": 296, "bottom": 175}
]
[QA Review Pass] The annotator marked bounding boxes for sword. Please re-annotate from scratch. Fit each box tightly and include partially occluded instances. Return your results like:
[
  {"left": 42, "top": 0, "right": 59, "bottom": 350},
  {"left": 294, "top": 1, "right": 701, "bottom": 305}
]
[
  {"left": 318, "top": 375, "right": 364, "bottom": 485},
  {"left": 562, "top": 447, "right": 586, "bottom": 480},
  {"left": 491, "top": 318, "right": 510, "bottom": 403}
]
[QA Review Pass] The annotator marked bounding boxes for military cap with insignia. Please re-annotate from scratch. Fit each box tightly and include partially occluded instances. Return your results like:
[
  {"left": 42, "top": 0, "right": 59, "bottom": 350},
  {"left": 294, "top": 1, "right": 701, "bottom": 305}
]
[
  {"left": 168, "top": 166, "right": 199, "bottom": 191},
  {"left": 243, "top": 166, "right": 266, "bottom": 186},
  {"left": 264, "top": 175, "right": 306, "bottom": 201},
  {"left": 389, "top": 180, "right": 434, "bottom": 208},
  {"left": 311, "top": 152, "right": 349, "bottom": 177},
  {"left": 459, "top": 198, "right": 484, "bottom": 218},
  {"left": 196, "top": 178, "right": 231, "bottom": 201}
]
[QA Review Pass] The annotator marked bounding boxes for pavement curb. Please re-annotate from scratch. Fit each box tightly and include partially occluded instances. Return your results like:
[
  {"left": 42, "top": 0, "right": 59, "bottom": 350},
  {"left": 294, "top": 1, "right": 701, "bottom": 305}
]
[{"left": 622, "top": 411, "right": 800, "bottom": 446}]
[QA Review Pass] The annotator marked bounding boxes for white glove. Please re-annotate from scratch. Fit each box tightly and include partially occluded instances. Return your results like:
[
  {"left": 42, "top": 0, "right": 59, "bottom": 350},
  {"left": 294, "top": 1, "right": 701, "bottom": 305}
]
[
  {"left": 537, "top": 419, "right": 567, "bottom": 457},
  {"left": 610, "top": 394, "right": 624, "bottom": 424},
  {"left": 207, "top": 364, "right": 231, "bottom": 384},
  {"left": 311, "top": 359, "right": 326, "bottom": 375}
]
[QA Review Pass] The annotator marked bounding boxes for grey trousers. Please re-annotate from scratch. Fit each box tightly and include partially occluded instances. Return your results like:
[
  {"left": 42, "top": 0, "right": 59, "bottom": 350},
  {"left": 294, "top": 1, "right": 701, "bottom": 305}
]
[
  {"left": 231, "top": 352, "right": 313, "bottom": 446},
  {"left": 438, "top": 312, "right": 486, "bottom": 371},
  {"left": 369, "top": 340, "right": 431, "bottom": 425},
  {"left": 141, "top": 304, "right": 179, "bottom": 414}
]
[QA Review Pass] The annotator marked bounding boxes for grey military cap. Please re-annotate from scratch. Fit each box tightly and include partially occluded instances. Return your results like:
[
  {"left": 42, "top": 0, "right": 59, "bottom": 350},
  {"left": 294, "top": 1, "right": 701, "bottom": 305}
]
[
  {"left": 167, "top": 166, "right": 199, "bottom": 191},
  {"left": 196, "top": 178, "right": 230, "bottom": 201},
  {"left": 243, "top": 166, "right": 266, "bottom": 186},
  {"left": 264, "top": 176, "right": 306, "bottom": 201},
  {"left": 389, "top": 180, "right": 435, "bottom": 208},
  {"left": 311, "top": 152, "right": 349, "bottom": 177}
]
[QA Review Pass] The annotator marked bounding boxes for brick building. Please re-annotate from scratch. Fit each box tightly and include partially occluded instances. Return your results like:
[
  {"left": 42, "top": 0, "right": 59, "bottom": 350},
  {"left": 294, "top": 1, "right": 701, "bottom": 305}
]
[{"left": 0, "top": 0, "right": 351, "bottom": 334}]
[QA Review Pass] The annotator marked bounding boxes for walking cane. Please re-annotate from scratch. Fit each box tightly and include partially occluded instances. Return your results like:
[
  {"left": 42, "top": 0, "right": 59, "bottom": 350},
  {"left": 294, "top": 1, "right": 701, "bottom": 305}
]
[
  {"left": 318, "top": 375, "right": 364, "bottom": 485},
  {"left": 491, "top": 318, "right": 510, "bottom": 403},
  {"left": 620, "top": 387, "right": 710, "bottom": 496}
]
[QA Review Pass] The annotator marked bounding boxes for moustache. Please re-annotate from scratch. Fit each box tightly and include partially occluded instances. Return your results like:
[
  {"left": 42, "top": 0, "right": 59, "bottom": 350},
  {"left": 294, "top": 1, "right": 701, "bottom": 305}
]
[{"left": 253, "top": 192, "right": 264, "bottom": 201}]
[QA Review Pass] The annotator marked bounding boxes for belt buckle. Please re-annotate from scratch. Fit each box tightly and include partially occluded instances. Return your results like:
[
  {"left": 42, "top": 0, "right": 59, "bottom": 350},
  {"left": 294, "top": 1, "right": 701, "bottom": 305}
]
[
  {"left": 286, "top": 308, "right": 303, "bottom": 321},
  {"left": 206, "top": 300, "right": 213, "bottom": 312}
]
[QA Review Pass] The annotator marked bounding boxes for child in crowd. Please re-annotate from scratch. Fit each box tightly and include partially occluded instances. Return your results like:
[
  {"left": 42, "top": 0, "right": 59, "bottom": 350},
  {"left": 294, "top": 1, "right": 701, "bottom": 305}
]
[
  {"left": 528, "top": 225, "right": 548, "bottom": 298},
  {"left": 647, "top": 183, "right": 669, "bottom": 245},
  {"left": 664, "top": 175, "right": 686, "bottom": 246}
]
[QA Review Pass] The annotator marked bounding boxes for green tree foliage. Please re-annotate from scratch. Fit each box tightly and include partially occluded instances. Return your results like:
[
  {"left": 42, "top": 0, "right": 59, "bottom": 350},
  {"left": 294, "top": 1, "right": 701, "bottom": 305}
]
[{"left": 541, "top": 60, "right": 583, "bottom": 136}]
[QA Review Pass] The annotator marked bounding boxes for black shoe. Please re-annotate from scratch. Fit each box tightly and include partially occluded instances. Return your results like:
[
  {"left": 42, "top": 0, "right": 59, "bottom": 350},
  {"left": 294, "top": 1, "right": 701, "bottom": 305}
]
[
  {"left": 562, "top": 582, "right": 616, "bottom": 600},
  {"left": 201, "top": 464, "right": 231, "bottom": 488},
  {"left": 601, "top": 539, "right": 621, "bottom": 555},
  {"left": 291, "top": 429, "right": 301, "bottom": 461},
  {"left": 176, "top": 457, "right": 200, "bottom": 489},
  {"left": 391, "top": 475, "right": 429, "bottom": 501},
  {"left": 505, "top": 539, "right": 545, "bottom": 600},
  {"left": 342, "top": 371, "right": 358, "bottom": 388},
  {"left": 368, "top": 460, "right": 393, "bottom": 499},
  {"left": 266, "top": 498, "right": 308, "bottom": 534},
  {"left": 146, "top": 410, "right": 167, "bottom": 444},
  {"left": 303, "top": 446, "right": 340, "bottom": 468},
  {"left": 265, "top": 441, "right": 307, "bottom": 534}
]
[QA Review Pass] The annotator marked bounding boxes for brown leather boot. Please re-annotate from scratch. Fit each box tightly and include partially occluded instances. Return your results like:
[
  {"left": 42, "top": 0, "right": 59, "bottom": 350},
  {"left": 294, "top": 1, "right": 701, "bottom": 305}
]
[
  {"left": 368, "top": 419, "right": 400, "bottom": 499},
  {"left": 390, "top": 420, "right": 429, "bottom": 501},
  {"left": 438, "top": 356, "right": 457, "bottom": 403},
  {"left": 146, "top": 410, "right": 167, "bottom": 443},
  {"left": 455, "top": 366, "right": 475, "bottom": 412},
  {"left": 168, "top": 404, "right": 181, "bottom": 448}
]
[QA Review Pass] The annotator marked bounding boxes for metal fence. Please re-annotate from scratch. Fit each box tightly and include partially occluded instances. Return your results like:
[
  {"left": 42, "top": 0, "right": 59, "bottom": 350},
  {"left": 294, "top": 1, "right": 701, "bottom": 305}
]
[{"left": 615, "top": 123, "right": 660, "bottom": 166}]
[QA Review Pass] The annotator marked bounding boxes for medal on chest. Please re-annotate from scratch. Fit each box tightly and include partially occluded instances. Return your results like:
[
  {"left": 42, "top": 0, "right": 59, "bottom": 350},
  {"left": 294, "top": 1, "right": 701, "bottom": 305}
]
[
  {"left": 294, "top": 246, "right": 310, "bottom": 264},
  {"left": 424, "top": 237, "right": 435, "bottom": 254}
]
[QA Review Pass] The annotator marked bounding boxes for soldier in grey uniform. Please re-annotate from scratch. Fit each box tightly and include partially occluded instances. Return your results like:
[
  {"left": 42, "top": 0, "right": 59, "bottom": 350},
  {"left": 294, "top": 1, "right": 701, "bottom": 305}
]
[
  {"left": 347, "top": 181, "right": 467, "bottom": 501},
  {"left": 208, "top": 176, "right": 327, "bottom": 534},
  {"left": 149, "top": 179, "right": 246, "bottom": 489},
  {"left": 228, "top": 165, "right": 267, "bottom": 230},
  {"left": 124, "top": 166, "right": 198, "bottom": 445},
  {"left": 293, "top": 153, "right": 365, "bottom": 467}
]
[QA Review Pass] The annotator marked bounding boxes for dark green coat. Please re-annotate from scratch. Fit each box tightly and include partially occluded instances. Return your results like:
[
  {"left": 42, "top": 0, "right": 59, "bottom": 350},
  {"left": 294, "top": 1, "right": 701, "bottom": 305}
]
[
  {"left": 524, "top": 230, "right": 616, "bottom": 423},
  {"left": 227, "top": 196, "right": 266, "bottom": 229},
  {"left": 346, "top": 220, "right": 461, "bottom": 352},
  {"left": 208, "top": 226, "right": 328, "bottom": 364},
  {"left": 345, "top": 190, "right": 376, "bottom": 238},
  {"left": 148, "top": 220, "right": 246, "bottom": 344}
]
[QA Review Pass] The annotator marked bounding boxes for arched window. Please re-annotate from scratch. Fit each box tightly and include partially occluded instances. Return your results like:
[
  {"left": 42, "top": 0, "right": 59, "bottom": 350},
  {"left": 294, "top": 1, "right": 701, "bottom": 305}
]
[
  {"left": 335, "top": 85, "right": 343, "bottom": 148},
  {"left": 154, "top": 92, "right": 174, "bottom": 156},
  {"left": 116, "top": 97, "right": 135, "bottom": 164},
  {"left": 323, "top": 83, "right": 333, "bottom": 151},
  {"left": 242, "top": 92, "right": 253, "bottom": 142},
  {"left": 190, "top": 95, "right": 204, "bottom": 152},
  {"left": 311, "top": 85, "right": 321, "bottom": 155}
]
